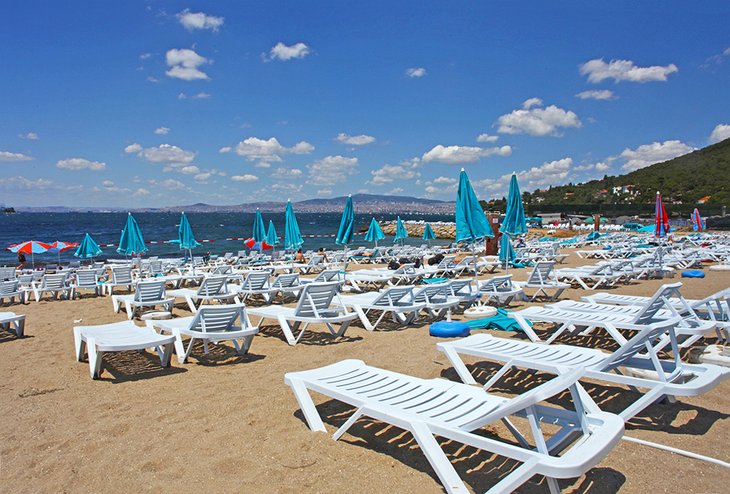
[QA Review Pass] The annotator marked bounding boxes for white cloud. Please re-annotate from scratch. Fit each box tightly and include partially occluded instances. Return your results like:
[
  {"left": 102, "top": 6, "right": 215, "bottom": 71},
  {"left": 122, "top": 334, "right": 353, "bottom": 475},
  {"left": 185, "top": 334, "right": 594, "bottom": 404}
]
[
  {"left": 709, "top": 124, "right": 730, "bottom": 144},
  {"left": 317, "top": 188, "right": 332, "bottom": 196},
  {"left": 133, "top": 188, "right": 150, "bottom": 197},
  {"left": 160, "top": 178, "right": 187, "bottom": 190},
  {"left": 177, "top": 9, "right": 224, "bottom": 32},
  {"left": 101, "top": 180, "right": 114, "bottom": 187},
  {"left": 0, "top": 176, "right": 53, "bottom": 190},
  {"left": 579, "top": 58, "right": 678, "bottom": 83},
  {"left": 620, "top": 140, "right": 695, "bottom": 171},
  {"left": 231, "top": 174, "right": 259, "bottom": 182},
  {"left": 154, "top": 127, "right": 170, "bottom": 135},
  {"left": 192, "top": 92, "right": 210, "bottom": 99},
  {"left": 232, "top": 136, "right": 314, "bottom": 164},
  {"left": 218, "top": 146, "right": 232, "bottom": 153},
  {"left": 369, "top": 164, "right": 420, "bottom": 185},
  {"left": 336, "top": 133, "right": 376, "bottom": 146},
  {"left": 19, "top": 132, "right": 39, "bottom": 140},
  {"left": 165, "top": 48, "right": 210, "bottom": 81},
  {"left": 272, "top": 183, "right": 303, "bottom": 193},
  {"left": 56, "top": 158, "right": 106, "bottom": 171},
  {"left": 266, "top": 42, "right": 311, "bottom": 62},
  {"left": 433, "top": 176, "right": 457, "bottom": 185},
  {"left": 146, "top": 76, "right": 159, "bottom": 83},
  {"left": 194, "top": 172, "right": 212, "bottom": 183},
  {"left": 127, "top": 143, "right": 196, "bottom": 164},
  {"left": 522, "top": 97, "right": 543, "bottom": 109},
  {"left": 406, "top": 67, "right": 426, "bottom": 78},
  {"left": 307, "top": 155, "right": 358, "bottom": 185},
  {"left": 476, "top": 133, "right": 498, "bottom": 143},
  {"left": 422, "top": 144, "right": 512, "bottom": 164},
  {"left": 272, "top": 167, "right": 303, "bottom": 179},
  {"left": 0, "top": 151, "right": 33, "bottom": 162},
  {"left": 595, "top": 161, "right": 610, "bottom": 172},
  {"left": 497, "top": 100, "right": 581, "bottom": 137},
  {"left": 388, "top": 187, "right": 404, "bottom": 194},
  {"left": 179, "top": 165, "right": 200, "bottom": 174},
  {"left": 575, "top": 89, "right": 616, "bottom": 100}
]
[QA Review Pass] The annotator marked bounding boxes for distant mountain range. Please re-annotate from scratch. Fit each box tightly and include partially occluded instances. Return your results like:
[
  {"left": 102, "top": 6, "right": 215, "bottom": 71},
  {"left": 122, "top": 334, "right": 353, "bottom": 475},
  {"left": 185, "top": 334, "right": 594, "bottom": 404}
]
[{"left": 15, "top": 193, "right": 456, "bottom": 214}]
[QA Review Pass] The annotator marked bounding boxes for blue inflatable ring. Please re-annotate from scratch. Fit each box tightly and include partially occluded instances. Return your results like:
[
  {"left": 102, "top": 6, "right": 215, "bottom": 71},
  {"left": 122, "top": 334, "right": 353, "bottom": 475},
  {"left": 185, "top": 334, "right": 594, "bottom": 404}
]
[
  {"left": 429, "top": 321, "right": 471, "bottom": 338},
  {"left": 681, "top": 269, "right": 705, "bottom": 278}
]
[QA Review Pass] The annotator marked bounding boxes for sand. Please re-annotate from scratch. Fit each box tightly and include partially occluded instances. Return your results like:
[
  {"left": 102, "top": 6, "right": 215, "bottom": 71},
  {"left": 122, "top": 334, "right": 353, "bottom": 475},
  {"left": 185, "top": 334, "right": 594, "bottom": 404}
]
[{"left": 1, "top": 250, "right": 729, "bottom": 493}]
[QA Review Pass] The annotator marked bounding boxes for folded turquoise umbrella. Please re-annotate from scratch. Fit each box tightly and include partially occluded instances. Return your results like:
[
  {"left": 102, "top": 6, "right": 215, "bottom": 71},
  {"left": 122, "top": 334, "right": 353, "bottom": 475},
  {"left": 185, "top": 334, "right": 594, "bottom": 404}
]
[
  {"left": 266, "top": 220, "right": 279, "bottom": 246},
  {"left": 171, "top": 212, "right": 201, "bottom": 250},
  {"left": 335, "top": 195, "right": 355, "bottom": 246},
  {"left": 252, "top": 209, "right": 266, "bottom": 242},
  {"left": 284, "top": 200, "right": 304, "bottom": 251},
  {"left": 393, "top": 216, "right": 408, "bottom": 245},
  {"left": 364, "top": 217, "right": 385, "bottom": 246},
  {"left": 422, "top": 223, "right": 436, "bottom": 241},
  {"left": 117, "top": 213, "right": 148, "bottom": 256},
  {"left": 455, "top": 169, "right": 493, "bottom": 242},
  {"left": 74, "top": 233, "right": 103, "bottom": 259}
]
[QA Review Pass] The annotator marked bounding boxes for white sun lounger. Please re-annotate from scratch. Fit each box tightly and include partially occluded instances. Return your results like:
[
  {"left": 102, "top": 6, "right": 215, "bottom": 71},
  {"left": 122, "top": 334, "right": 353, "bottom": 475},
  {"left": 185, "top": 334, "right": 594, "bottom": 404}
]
[
  {"left": 285, "top": 359, "right": 624, "bottom": 494},
  {"left": 248, "top": 282, "right": 358, "bottom": 345},
  {"left": 517, "top": 261, "right": 570, "bottom": 301},
  {"left": 148, "top": 304, "right": 258, "bottom": 363},
  {"left": 334, "top": 285, "right": 425, "bottom": 330},
  {"left": 166, "top": 275, "right": 238, "bottom": 312},
  {"left": 73, "top": 320, "right": 175, "bottom": 379},
  {"left": 0, "top": 280, "right": 27, "bottom": 305},
  {"left": 0, "top": 312, "right": 26, "bottom": 337},
  {"left": 438, "top": 317, "right": 730, "bottom": 421},
  {"left": 33, "top": 273, "right": 74, "bottom": 302},
  {"left": 112, "top": 280, "right": 175, "bottom": 319},
  {"left": 477, "top": 274, "right": 524, "bottom": 306},
  {"left": 412, "top": 283, "right": 462, "bottom": 318}
]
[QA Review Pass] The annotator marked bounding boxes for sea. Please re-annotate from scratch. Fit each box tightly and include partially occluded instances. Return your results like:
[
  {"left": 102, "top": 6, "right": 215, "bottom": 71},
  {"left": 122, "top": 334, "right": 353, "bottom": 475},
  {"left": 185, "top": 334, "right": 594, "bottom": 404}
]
[{"left": 0, "top": 212, "right": 454, "bottom": 266}]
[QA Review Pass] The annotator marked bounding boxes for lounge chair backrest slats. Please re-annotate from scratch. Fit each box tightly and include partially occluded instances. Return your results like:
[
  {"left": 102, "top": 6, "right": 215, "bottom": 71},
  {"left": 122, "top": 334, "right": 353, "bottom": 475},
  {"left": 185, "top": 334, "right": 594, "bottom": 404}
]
[
  {"left": 0, "top": 267, "right": 16, "bottom": 281},
  {"left": 43, "top": 273, "right": 69, "bottom": 289},
  {"left": 373, "top": 286, "right": 414, "bottom": 307},
  {"left": 0, "top": 280, "right": 19, "bottom": 295},
  {"left": 527, "top": 261, "right": 555, "bottom": 285},
  {"left": 76, "top": 270, "right": 98, "bottom": 287},
  {"left": 192, "top": 305, "right": 245, "bottom": 333},
  {"left": 242, "top": 271, "right": 270, "bottom": 290},
  {"left": 600, "top": 317, "right": 682, "bottom": 374},
  {"left": 633, "top": 282, "right": 683, "bottom": 325},
  {"left": 413, "top": 285, "right": 448, "bottom": 304},
  {"left": 198, "top": 276, "right": 228, "bottom": 296},
  {"left": 480, "top": 275, "right": 513, "bottom": 292},
  {"left": 213, "top": 265, "right": 232, "bottom": 275},
  {"left": 272, "top": 273, "right": 299, "bottom": 288},
  {"left": 112, "top": 266, "right": 133, "bottom": 284},
  {"left": 295, "top": 282, "right": 339, "bottom": 318},
  {"left": 313, "top": 269, "right": 342, "bottom": 283},
  {"left": 134, "top": 281, "right": 166, "bottom": 302}
]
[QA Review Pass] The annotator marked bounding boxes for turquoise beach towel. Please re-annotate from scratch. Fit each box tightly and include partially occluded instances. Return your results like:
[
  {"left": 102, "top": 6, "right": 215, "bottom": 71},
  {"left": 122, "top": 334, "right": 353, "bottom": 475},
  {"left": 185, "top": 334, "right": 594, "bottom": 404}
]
[{"left": 465, "top": 308, "right": 531, "bottom": 332}]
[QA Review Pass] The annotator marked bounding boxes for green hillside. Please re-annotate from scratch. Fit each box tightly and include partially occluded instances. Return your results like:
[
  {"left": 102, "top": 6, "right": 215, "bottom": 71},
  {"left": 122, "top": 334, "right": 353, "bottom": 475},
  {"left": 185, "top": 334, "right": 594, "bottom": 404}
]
[{"left": 528, "top": 137, "right": 730, "bottom": 207}]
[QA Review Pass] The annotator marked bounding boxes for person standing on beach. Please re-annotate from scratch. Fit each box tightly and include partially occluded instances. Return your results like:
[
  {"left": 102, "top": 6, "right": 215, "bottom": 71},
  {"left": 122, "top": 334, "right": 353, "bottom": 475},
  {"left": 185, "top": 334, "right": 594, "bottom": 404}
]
[{"left": 16, "top": 251, "right": 26, "bottom": 270}]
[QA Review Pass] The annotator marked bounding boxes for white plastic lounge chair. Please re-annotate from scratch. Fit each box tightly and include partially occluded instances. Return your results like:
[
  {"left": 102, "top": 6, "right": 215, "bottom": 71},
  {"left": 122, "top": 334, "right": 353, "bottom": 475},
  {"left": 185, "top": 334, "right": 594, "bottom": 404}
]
[
  {"left": 301, "top": 269, "right": 345, "bottom": 286},
  {"left": 235, "top": 271, "right": 276, "bottom": 303},
  {"left": 518, "top": 261, "right": 570, "bottom": 301},
  {"left": 73, "top": 269, "right": 102, "bottom": 298},
  {"left": 445, "top": 279, "right": 480, "bottom": 309},
  {"left": 438, "top": 317, "right": 730, "bottom": 421},
  {"left": 104, "top": 265, "right": 134, "bottom": 295},
  {"left": 166, "top": 275, "right": 237, "bottom": 312},
  {"left": 0, "top": 267, "right": 17, "bottom": 281},
  {"left": 334, "top": 285, "right": 425, "bottom": 330},
  {"left": 477, "top": 274, "right": 523, "bottom": 306},
  {"left": 112, "top": 280, "right": 175, "bottom": 319},
  {"left": 33, "top": 273, "right": 74, "bottom": 302},
  {"left": 0, "top": 280, "right": 26, "bottom": 305},
  {"left": 148, "top": 304, "right": 258, "bottom": 363},
  {"left": 73, "top": 320, "right": 175, "bottom": 379},
  {"left": 0, "top": 312, "right": 25, "bottom": 337},
  {"left": 412, "top": 284, "right": 461, "bottom": 319},
  {"left": 285, "top": 359, "right": 624, "bottom": 494},
  {"left": 248, "top": 282, "right": 358, "bottom": 345},
  {"left": 554, "top": 264, "right": 622, "bottom": 290}
]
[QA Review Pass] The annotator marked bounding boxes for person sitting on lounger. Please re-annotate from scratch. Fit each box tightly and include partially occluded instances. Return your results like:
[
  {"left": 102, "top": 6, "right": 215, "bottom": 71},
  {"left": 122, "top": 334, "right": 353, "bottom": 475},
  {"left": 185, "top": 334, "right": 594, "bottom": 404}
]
[{"left": 294, "top": 249, "right": 305, "bottom": 262}]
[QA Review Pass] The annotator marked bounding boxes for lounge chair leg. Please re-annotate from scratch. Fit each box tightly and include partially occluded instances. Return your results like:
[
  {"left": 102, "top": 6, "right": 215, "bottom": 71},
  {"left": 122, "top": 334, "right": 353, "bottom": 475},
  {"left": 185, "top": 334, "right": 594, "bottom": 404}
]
[
  {"left": 409, "top": 421, "right": 468, "bottom": 494},
  {"left": 440, "top": 346, "right": 477, "bottom": 385},
  {"left": 288, "top": 379, "right": 326, "bottom": 432},
  {"left": 332, "top": 408, "right": 364, "bottom": 440}
]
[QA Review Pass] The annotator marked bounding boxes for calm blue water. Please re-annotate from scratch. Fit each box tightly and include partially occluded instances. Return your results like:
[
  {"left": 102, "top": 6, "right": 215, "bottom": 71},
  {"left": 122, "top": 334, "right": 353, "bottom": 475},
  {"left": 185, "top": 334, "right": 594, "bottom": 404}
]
[{"left": 0, "top": 212, "right": 453, "bottom": 266}]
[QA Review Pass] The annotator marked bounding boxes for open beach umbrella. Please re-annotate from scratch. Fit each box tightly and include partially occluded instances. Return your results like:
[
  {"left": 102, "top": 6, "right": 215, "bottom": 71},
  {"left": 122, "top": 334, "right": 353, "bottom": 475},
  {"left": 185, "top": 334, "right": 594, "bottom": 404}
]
[
  {"left": 7, "top": 240, "right": 52, "bottom": 267},
  {"left": 393, "top": 216, "right": 408, "bottom": 245},
  {"left": 244, "top": 238, "right": 273, "bottom": 251},
  {"left": 49, "top": 240, "right": 79, "bottom": 264},
  {"left": 284, "top": 200, "right": 304, "bottom": 251},
  {"left": 364, "top": 217, "right": 385, "bottom": 247},
  {"left": 422, "top": 223, "right": 436, "bottom": 246},
  {"left": 117, "top": 212, "right": 148, "bottom": 256},
  {"left": 691, "top": 208, "right": 704, "bottom": 231},
  {"left": 500, "top": 173, "right": 527, "bottom": 270},
  {"left": 252, "top": 209, "right": 266, "bottom": 242},
  {"left": 455, "top": 169, "right": 494, "bottom": 283},
  {"left": 335, "top": 195, "right": 355, "bottom": 247},
  {"left": 74, "top": 233, "right": 103, "bottom": 259}
]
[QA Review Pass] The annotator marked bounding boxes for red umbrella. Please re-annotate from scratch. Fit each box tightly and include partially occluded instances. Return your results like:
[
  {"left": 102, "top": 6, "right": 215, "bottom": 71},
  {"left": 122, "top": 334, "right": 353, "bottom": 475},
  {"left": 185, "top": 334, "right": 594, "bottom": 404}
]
[
  {"left": 244, "top": 238, "right": 273, "bottom": 251},
  {"left": 49, "top": 241, "right": 80, "bottom": 264}
]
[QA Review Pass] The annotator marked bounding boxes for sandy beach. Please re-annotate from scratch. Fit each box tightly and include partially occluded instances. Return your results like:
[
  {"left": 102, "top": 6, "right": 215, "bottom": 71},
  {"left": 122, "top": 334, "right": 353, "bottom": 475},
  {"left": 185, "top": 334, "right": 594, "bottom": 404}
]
[{"left": 1, "top": 250, "right": 729, "bottom": 493}]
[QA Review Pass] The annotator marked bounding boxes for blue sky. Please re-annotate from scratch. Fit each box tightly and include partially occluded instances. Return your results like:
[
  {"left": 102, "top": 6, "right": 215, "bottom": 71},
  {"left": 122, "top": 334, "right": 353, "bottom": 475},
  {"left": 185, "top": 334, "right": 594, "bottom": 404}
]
[{"left": 1, "top": 1, "right": 729, "bottom": 207}]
